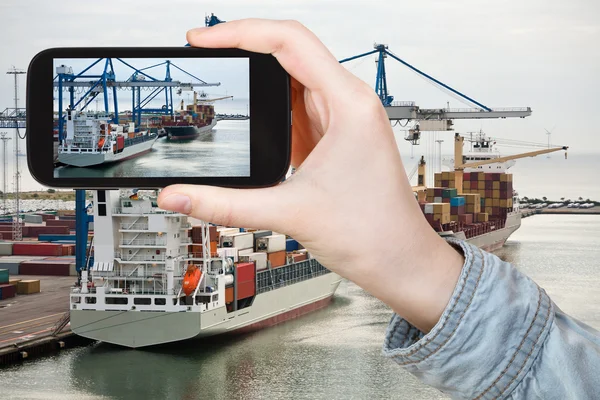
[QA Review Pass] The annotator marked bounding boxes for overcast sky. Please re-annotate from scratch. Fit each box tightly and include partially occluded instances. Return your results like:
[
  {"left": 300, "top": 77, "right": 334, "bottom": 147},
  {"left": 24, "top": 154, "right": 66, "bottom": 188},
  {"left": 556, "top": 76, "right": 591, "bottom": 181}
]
[{"left": 1, "top": 0, "right": 599, "bottom": 156}]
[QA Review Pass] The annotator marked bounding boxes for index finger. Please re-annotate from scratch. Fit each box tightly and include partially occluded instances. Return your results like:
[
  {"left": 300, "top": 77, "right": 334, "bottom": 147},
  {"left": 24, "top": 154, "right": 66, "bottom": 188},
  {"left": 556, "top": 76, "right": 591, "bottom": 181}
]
[{"left": 186, "top": 19, "right": 349, "bottom": 92}]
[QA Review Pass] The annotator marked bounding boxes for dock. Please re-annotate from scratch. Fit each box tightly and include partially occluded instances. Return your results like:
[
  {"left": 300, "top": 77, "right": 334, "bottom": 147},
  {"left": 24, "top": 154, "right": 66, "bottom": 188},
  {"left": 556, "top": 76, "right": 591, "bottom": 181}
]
[{"left": 0, "top": 275, "right": 91, "bottom": 365}]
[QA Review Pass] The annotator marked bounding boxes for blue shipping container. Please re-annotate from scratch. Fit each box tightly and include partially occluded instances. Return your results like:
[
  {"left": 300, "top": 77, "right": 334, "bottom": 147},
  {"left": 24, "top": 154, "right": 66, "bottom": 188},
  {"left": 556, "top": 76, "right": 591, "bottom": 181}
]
[
  {"left": 450, "top": 197, "right": 466, "bottom": 207},
  {"left": 38, "top": 234, "right": 77, "bottom": 242},
  {"left": 286, "top": 239, "right": 299, "bottom": 252}
]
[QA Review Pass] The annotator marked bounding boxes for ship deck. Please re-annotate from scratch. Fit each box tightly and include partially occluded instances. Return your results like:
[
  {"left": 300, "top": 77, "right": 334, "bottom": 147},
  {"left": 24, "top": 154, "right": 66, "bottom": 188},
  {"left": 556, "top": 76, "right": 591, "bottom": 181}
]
[{"left": 0, "top": 275, "right": 76, "bottom": 364}]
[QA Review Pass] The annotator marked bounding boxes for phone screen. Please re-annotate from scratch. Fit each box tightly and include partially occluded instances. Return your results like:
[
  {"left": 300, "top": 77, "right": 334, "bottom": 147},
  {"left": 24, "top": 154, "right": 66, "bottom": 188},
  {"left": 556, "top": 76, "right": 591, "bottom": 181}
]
[{"left": 52, "top": 57, "right": 250, "bottom": 179}]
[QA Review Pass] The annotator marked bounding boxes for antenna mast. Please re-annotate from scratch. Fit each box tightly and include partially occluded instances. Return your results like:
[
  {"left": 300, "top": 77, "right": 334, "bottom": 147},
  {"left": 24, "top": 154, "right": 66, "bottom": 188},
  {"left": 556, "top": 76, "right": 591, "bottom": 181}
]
[
  {"left": 0, "top": 132, "right": 11, "bottom": 214},
  {"left": 7, "top": 67, "right": 25, "bottom": 241}
]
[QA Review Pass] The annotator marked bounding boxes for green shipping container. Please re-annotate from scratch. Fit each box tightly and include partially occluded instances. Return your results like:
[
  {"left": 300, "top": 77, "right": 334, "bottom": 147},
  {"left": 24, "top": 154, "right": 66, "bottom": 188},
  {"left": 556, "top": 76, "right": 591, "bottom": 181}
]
[
  {"left": 0, "top": 269, "right": 8, "bottom": 284},
  {"left": 442, "top": 188, "right": 458, "bottom": 198}
]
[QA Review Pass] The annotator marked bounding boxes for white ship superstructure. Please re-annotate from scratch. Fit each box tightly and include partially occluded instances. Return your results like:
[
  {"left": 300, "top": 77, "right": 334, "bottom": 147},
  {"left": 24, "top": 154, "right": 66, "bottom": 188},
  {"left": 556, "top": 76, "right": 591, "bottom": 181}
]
[
  {"left": 444, "top": 131, "right": 516, "bottom": 173},
  {"left": 70, "top": 190, "right": 341, "bottom": 348}
]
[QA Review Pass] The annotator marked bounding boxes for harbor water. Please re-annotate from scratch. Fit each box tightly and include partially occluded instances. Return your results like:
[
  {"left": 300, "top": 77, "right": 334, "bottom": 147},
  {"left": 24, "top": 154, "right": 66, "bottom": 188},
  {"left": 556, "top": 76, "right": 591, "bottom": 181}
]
[
  {"left": 53, "top": 120, "right": 250, "bottom": 179},
  {"left": 1, "top": 214, "right": 599, "bottom": 399}
]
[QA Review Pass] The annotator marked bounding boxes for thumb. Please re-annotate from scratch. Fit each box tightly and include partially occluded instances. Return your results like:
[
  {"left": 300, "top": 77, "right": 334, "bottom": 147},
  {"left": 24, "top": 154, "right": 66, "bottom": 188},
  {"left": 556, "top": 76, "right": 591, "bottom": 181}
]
[{"left": 157, "top": 184, "right": 291, "bottom": 231}]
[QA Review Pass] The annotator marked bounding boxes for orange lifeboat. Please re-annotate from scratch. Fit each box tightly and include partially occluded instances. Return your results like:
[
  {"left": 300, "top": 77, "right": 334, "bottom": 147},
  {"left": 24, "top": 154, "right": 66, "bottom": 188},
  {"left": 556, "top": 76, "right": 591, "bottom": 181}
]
[
  {"left": 182, "top": 265, "right": 202, "bottom": 296},
  {"left": 97, "top": 137, "right": 105, "bottom": 149}
]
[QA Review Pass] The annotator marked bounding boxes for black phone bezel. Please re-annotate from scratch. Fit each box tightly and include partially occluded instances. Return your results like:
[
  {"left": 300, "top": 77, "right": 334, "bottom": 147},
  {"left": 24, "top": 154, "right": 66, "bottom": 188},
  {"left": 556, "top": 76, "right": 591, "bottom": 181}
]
[{"left": 26, "top": 47, "right": 291, "bottom": 189}]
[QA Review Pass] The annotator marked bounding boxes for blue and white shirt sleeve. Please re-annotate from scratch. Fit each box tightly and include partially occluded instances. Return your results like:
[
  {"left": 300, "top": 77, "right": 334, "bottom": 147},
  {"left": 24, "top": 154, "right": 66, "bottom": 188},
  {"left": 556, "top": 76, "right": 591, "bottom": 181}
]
[{"left": 382, "top": 239, "right": 600, "bottom": 399}]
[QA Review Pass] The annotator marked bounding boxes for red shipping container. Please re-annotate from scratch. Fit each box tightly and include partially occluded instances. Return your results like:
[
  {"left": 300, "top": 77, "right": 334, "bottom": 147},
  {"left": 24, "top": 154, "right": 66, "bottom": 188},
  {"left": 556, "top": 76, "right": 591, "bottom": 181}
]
[
  {"left": 0, "top": 283, "right": 17, "bottom": 300},
  {"left": 459, "top": 214, "right": 473, "bottom": 224},
  {"left": 24, "top": 226, "right": 70, "bottom": 237},
  {"left": 46, "top": 219, "right": 76, "bottom": 229},
  {"left": 267, "top": 250, "right": 286, "bottom": 268},
  {"left": 0, "top": 231, "right": 13, "bottom": 240},
  {"left": 291, "top": 253, "right": 307, "bottom": 263},
  {"left": 236, "top": 262, "right": 255, "bottom": 282},
  {"left": 485, "top": 173, "right": 493, "bottom": 181},
  {"left": 442, "top": 198, "right": 451, "bottom": 204},
  {"left": 463, "top": 173, "right": 471, "bottom": 181},
  {"left": 13, "top": 243, "right": 63, "bottom": 256},
  {"left": 236, "top": 280, "right": 255, "bottom": 300},
  {"left": 19, "top": 261, "right": 70, "bottom": 276},
  {"left": 492, "top": 173, "right": 501, "bottom": 180}
]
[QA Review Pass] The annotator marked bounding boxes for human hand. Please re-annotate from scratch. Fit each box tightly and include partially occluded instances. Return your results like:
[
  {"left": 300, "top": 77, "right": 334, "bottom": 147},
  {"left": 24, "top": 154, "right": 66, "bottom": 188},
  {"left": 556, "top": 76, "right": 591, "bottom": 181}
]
[{"left": 158, "top": 19, "right": 464, "bottom": 332}]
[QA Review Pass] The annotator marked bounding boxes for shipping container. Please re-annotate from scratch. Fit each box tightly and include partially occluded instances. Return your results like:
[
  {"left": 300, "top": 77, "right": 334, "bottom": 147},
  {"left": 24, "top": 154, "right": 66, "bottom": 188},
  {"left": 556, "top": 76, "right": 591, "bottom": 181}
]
[
  {"left": 38, "top": 234, "right": 76, "bottom": 242},
  {"left": 222, "top": 232, "right": 253, "bottom": 249},
  {"left": 13, "top": 243, "right": 64, "bottom": 257},
  {"left": 17, "top": 279, "right": 41, "bottom": 295},
  {"left": 225, "top": 286, "right": 234, "bottom": 303},
  {"left": 0, "top": 268, "right": 8, "bottom": 284},
  {"left": 290, "top": 252, "right": 307, "bottom": 263},
  {"left": 450, "top": 197, "right": 465, "bottom": 207},
  {"left": 240, "top": 252, "right": 268, "bottom": 271},
  {"left": 238, "top": 248, "right": 254, "bottom": 257},
  {"left": 19, "top": 261, "right": 71, "bottom": 276},
  {"left": 0, "top": 242, "right": 12, "bottom": 256},
  {"left": 0, "top": 283, "right": 16, "bottom": 300},
  {"left": 236, "top": 262, "right": 256, "bottom": 282},
  {"left": 256, "top": 234, "right": 286, "bottom": 253},
  {"left": 217, "top": 227, "right": 240, "bottom": 237},
  {"left": 236, "top": 280, "right": 255, "bottom": 300},
  {"left": 46, "top": 219, "right": 76, "bottom": 229},
  {"left": 286, "top": 239, "right": 299, "bottom": 252},
  {"left": 23, "top": 214, "right": 43, "bottom": 224},
  {"left": 267, "top": 250, "right": 286, "bottom": 268}
]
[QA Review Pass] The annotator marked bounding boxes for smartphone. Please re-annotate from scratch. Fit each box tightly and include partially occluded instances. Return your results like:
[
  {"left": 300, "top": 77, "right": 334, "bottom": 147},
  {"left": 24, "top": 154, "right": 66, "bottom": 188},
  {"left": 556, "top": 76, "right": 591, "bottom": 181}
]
[{"left": 26, "top": 47, "right": 291, "bottom": 189}]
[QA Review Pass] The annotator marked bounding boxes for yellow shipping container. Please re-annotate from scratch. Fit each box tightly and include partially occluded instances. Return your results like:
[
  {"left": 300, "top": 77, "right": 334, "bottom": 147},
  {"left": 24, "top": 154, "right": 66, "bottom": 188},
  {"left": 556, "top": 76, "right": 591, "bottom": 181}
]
[
  {"left": 493, "top": 198, "right": 500, "bottom": 207},
  {"left": 493, "top": 190, "right": 500, "bottom": 198},
  {"left": 500, "top": 199, "right": 508, "bottom": 208},
  {"left": 442, "top": 172, "right": 450, "bottom": 179},
  {"left": 478, "top": 181, "right": 486, "bottom": 190},
  {"left": 450, "top": 215, "right": 459, "bottom": 222},
  {"left": 485, "top": 198, "right": 493, "bottom": 207},
  {"left": 485, "top": 206, "right": 494, "bottom": 215},
  {"left": 464, "top": 181, "right": 471, "bottom": 190},
  {"left": 476, "top": 213, "right": 489, "bottom": 222},
  {"left": 493, "top": 181, "right": 500, "bottom": 190},
  {"left": 474, "top": 203, "right": 481, "bottom": 213},
  {"left": 478, "top": 173, "right": 486, "bottom": 181},
  {"left": 509, "top": 198, "right": 513, "bottom": 207}
]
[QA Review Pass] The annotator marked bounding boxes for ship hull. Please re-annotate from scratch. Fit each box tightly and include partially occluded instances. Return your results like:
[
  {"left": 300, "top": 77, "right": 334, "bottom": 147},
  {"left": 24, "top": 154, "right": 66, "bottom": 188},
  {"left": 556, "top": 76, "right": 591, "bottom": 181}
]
[
  {"left": 453, "top": 212, "right": 521, "bottom": 252},
  {"left": 58, "top": 135, "right": 158, "bottom": 167},
  {"left": 70, "top": 271, "right": 342, "bottom": 348},
  {"left": 165, "top": 119, "right": 217, "bottom": 140}
]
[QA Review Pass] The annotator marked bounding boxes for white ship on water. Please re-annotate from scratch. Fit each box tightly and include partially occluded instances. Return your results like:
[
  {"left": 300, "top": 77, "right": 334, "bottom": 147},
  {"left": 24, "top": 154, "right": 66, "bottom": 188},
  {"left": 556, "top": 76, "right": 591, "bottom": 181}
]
[
  {"left": 58, "top": 110, "right": 158, "bottom": 168},
  {"left": 70, "top": 190, "right": 342, "bottom": 348}
]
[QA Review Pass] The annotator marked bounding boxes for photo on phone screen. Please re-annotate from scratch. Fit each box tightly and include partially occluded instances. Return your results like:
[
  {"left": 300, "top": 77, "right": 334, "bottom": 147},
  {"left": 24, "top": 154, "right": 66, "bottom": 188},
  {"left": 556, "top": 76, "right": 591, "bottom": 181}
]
[{"left": 52, "top": 57, "right": 250, "bottom": 179}]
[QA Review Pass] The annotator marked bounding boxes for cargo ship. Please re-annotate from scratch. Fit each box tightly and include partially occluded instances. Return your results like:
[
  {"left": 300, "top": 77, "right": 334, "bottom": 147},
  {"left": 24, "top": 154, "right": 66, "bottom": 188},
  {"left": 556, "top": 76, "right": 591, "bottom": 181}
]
[
  {"left": 58, "top": 110, "right": 158, "bottom": 168},
  {"left": 70, "top": 190, "right": 341, "bottom": 348},
  {"left": 162, "top": 92, "right": 221, "bottom": 141},
  {"left": 415, "top": 131, "right": 566, "bottom": 252}
]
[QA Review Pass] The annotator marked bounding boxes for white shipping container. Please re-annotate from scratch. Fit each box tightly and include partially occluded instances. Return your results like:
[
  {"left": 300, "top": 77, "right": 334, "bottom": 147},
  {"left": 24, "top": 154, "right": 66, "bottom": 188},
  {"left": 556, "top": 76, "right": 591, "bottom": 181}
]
[
  {"left": 238, "top": 248, "right": 254, "bottom": 256},
  {"left": 424, "top": 204, "right": 434, "bottom": 214},
  {"left": 217, "top": 227, "right": 240, "bottom": 236},
  {"left": 247, "top": 252, "right": 268, "bottom": 271},
  {"left": 217, "top": 247, "right": 238, "bottom": 262},
  {"left": 434, "top": 197, "right": 442, "bottom": 203},
  {"left": 256, "top": 234, "right": 286, "bottom": 253},
  {"left": 231, "top": 232, "right": 254, "bottom": 250}
]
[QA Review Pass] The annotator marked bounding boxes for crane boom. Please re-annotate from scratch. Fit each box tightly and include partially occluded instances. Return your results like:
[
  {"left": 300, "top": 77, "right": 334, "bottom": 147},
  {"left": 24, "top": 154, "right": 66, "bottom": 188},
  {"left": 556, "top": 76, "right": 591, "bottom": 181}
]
[{"left": 456, "top": 146, "right": 568, "bottom": 170}]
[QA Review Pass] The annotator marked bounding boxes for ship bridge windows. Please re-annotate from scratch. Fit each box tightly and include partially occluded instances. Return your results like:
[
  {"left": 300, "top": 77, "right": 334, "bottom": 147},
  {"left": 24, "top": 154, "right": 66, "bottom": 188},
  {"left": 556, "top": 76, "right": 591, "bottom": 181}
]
[
  {"left": 106, "top": 297, "right": 128, "bottom": 305},
  {"left": 134, "top": 298, "right": 151, "bottom": 305},
  {"left": 123, "top": 201, "right": 132, "bottom": 208}
]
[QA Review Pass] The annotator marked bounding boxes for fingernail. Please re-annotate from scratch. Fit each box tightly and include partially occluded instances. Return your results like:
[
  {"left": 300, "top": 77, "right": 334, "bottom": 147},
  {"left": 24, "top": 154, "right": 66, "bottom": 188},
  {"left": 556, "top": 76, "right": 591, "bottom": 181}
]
[{"left": 161, "top": 194, "right": 192, "bottom": 214}]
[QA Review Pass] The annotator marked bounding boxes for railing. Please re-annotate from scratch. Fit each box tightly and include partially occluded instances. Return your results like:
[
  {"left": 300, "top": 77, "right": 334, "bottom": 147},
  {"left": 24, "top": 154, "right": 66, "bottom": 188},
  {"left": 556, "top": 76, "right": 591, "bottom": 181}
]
[
  {"left": 120, "top": 238, "right": 167, "bottom": 246},
  {"left": 388, "top": 101, "right": 416, "bottom": 107},
  {"left": 437, "top": 107, "right": 531, "bottom": 113},
  {"left": 119, "top": 223, "right": 149, "bottom": 230},
  {"left": 256, "top": 259, "right": 331, "bottom": 294},
  {"left": 115, "top": 252, "right": 166, "bottom": 262}
]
